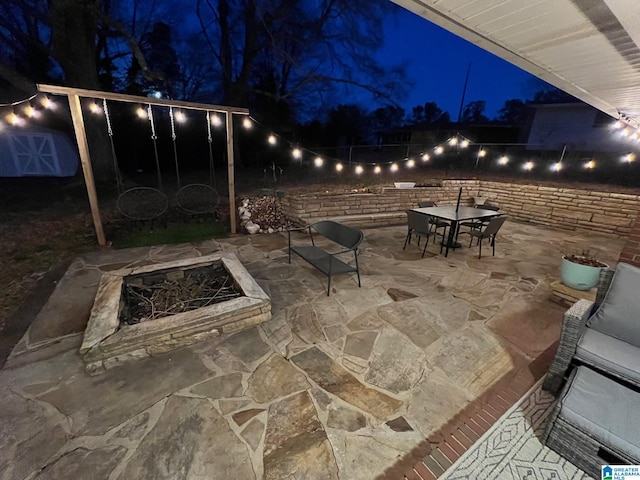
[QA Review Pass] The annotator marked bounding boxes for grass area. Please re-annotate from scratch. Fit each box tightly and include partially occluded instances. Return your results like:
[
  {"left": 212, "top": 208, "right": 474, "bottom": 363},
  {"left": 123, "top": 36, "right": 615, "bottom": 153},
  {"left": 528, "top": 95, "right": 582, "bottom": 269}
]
[{"left": 112, "top": 221, "right": 228, "bottom": 249}]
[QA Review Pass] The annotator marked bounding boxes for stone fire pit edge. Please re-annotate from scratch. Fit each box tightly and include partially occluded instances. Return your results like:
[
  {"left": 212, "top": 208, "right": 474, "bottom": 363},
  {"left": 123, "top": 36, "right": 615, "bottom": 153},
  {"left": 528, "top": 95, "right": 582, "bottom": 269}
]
[{"left": 80, "top": 252, "right": 271, "bottom": 375}]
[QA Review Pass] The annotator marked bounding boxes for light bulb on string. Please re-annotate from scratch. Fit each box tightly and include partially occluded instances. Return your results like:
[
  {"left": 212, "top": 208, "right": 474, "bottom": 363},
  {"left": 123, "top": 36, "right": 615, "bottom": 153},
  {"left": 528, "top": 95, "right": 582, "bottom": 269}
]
[
  {"left": 23, "top": 103, "right": 40, "bottom": 119},
  {"left": 551, "top": 162, "right": 562, "bottom": 172},
  {"left": 523, "top": 161, "right": 534, "bottom": 171},
  {"left": 478, "top": 149, "right": 487, "bottom": 158},
  {"left": 407, "top": 159, "right": 415, "bottom": 168},
  {"left": 242, "top": 117, "right": 252, "bottom": 129},
  {"left": 314, "top": 156, "right": 324, "bottom": 167},
  {"left": 613, "top": 120, "right": 623, "bottom": 129},
  {"left": 335, "top": 162, "right": 343, "bottom": 172},
  {"left": 498, "top": 156, "right": 509, "bottom": 165},
  {"left": 390, "top": 163, "right": 399, "bottom": 172},
  {"left": 448, "top": 137, "right": 458, "bottom": 146},
  {"left": 460, "top": 139, "right": 469, "bottom": 148},
  {"left": 355, "top": 165, "right": 364, "bottom": 174},
  {"left": 374, "top": 165, "right": 381, "bottom": 174},
  {"left": 175, "top": 110, "right": 186, "bottom": 123},
  {"left": 136, "top": 105, "right": 147, "bottom": 119},
  {"left": 89, "top": 100, "right": 102, "bottom": 115},
  {"left": 624, "top": 153, "right": 636, "bottom": 163},
  {"left": 292, "top": 147, "right": 302, "bottom": 159},
  {"left": 210, "top": 114, "right": 222, "bottom": 127},
  {"left": 584, "top": 160, "right": 596, "bottom": 169},
  {"left": 434, "top": 146, "right": 444, "bottom": 155},
  {"left": 6, "top": 110, "right": 23, "bottom": 126},
  {"left": 268, "top": 134, "right": 277, "bottom": 145},
  {"left": 421, "top": 153, "right": 430, "bottom": 162},
  {"left": 40, "top": 96, "right": 54, "bottom": 109}
]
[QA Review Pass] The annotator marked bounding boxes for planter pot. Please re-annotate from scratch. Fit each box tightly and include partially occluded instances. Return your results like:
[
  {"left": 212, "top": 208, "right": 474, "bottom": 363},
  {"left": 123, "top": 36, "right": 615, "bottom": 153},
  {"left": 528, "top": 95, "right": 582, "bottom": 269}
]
[{"left": 560, "top": 256, "right": 607, "bottom": 291}]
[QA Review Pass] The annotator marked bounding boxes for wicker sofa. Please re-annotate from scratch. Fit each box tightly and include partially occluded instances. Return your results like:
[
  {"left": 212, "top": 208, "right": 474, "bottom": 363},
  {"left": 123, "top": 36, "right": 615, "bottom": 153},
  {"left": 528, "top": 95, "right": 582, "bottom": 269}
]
[{"left": 543, "top": 262, "right": 640, "bottom": 394}]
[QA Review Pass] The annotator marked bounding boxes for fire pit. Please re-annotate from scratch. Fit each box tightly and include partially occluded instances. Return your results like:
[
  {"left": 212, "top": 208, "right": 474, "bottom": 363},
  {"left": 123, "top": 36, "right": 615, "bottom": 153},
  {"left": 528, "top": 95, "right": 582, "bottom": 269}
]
[{"left": 80, "top": 252, "right": 271, "bottom": 375}]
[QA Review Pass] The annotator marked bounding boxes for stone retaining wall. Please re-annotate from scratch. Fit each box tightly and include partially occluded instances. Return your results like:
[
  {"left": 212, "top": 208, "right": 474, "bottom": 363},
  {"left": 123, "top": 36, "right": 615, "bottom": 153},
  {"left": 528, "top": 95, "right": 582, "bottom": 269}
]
[{"left": 280, "top": 180, "right": 640, "bottom": 239}]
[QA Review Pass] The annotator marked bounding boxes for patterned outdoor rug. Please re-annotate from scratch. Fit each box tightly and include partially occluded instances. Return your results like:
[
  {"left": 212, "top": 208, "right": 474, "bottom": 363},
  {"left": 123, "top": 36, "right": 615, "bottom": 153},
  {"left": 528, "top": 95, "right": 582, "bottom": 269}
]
[{"left": 440, "top": 381, "right": 595, "bottom": 480}]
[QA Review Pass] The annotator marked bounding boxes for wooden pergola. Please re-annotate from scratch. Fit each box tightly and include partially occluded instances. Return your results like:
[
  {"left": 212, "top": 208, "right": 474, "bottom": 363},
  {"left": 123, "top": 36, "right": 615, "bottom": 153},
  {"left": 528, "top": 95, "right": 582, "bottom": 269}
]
[{"left": 37, "top": 84, "right": 250, "bottom": 246}]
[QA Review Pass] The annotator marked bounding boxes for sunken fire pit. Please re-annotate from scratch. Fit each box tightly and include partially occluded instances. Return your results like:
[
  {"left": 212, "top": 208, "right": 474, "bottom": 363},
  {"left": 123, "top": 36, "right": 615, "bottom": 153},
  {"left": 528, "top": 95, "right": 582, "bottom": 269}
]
[{"left": 80, "top": 252, "right": 271, "bottom": 375}]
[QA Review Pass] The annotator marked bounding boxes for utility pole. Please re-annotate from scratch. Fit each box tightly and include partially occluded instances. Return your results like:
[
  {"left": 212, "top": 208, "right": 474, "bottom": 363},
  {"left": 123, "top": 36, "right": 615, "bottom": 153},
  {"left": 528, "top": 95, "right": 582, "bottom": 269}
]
[{"left": 457, "top": 62, "right": 472, "bottom": 122}]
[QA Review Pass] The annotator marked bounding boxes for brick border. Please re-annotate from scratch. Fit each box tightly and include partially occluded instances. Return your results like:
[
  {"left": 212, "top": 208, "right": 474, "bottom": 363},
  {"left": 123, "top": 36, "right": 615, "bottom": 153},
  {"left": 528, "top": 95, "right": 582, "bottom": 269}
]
[{"left": 380, "top": 342, "right": 558, "bottom": 480}]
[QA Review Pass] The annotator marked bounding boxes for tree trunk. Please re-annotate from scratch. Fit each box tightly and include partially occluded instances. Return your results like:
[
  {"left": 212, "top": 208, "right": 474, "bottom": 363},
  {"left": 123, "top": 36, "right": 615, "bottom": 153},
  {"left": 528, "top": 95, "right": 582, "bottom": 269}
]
[{"left": 50, "top": 0, "right": 115, "bottom": 187}]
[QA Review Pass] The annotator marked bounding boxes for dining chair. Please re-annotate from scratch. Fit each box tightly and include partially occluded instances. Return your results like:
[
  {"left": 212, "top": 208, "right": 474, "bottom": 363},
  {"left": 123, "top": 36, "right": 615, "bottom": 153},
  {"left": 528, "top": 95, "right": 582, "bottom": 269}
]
[
  {"left": 403, "top": 210, "right": 441, "bottom": 257},
  {"left": 458, "top": 203, "right": 500, "bottom": 236},
  {"left": 468, "top": 215, "right": 507, "bottom": 259},
  {"left": 417, "top": 201, "right": 449, "bottom": 240}
]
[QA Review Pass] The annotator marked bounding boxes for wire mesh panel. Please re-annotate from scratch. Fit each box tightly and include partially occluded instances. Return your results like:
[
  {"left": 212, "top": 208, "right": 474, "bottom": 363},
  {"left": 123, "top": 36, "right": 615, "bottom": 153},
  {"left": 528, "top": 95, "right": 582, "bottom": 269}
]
[
  {"left": 116, "top": 187, "right": 169, "bottom": 220},
  {"left": 175, "top": 184, "right": 220, "bottom": 214}
]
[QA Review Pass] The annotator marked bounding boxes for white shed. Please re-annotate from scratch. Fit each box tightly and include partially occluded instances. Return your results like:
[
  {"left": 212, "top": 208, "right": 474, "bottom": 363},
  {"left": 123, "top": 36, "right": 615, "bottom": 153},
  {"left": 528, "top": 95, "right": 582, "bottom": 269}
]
[{"left": 0, "top": 127, "right": 79, "bottom": 177}]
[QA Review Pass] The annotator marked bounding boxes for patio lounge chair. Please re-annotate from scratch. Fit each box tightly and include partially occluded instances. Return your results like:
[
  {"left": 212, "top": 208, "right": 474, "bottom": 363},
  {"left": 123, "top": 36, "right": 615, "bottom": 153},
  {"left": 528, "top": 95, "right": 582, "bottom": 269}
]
[{"left": 543, "top": 262, "right": 640, "bottom": 394}]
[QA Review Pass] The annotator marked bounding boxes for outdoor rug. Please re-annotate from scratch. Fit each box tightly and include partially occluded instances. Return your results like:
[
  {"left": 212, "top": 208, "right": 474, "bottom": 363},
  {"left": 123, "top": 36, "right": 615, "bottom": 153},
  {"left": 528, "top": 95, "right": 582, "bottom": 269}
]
[{"left": 439, "top": 380, "right": 595, "bottom": 480}]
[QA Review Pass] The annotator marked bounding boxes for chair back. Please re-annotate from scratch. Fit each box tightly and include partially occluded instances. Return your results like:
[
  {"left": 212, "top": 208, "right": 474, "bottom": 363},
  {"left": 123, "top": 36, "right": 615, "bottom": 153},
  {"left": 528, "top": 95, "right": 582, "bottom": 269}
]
[
  {"left": 312, "top": 220, "right": 363, "bottom": 249},
  {"left": 481, "top": 203, "right": 500, "bottom": 211},
  {"left": 406, "top": 210, "right": 430, "bottom": 233},
  {"left": 483, "top": 215, "right": 507, "bottom": 235},
  {"left": 418, "top": 201, "right": 437, "bottom": 208}
]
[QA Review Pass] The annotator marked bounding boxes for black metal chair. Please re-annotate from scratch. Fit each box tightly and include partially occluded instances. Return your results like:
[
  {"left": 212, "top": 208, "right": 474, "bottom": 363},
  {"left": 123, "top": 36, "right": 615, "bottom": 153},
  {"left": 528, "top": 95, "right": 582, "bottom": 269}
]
[
  {"left": 418, "top": 201, "right": 449, "bottom": 241},
  {"left": 403, "top": 210, "right": 442, "bottom": 257},
  {"left": 458, "top": 203, "right": 500, "bottom": 236},
  {"left": 468, "top": 215, "right": 507, "bottom": 259}
]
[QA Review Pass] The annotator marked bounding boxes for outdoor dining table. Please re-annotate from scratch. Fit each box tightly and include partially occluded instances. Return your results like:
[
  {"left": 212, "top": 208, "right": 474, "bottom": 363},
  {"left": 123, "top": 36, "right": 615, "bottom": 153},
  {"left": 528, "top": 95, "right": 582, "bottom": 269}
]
[{"left": 410, "top": 206, "right": 504, "bottom": 257}]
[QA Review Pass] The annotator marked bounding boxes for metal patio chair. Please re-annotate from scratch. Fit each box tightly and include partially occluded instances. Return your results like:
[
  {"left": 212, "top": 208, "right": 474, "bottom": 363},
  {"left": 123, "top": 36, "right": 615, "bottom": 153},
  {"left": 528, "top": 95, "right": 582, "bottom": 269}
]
[{"left": 468, "top": 215, "right": 507, "bottom": 259}]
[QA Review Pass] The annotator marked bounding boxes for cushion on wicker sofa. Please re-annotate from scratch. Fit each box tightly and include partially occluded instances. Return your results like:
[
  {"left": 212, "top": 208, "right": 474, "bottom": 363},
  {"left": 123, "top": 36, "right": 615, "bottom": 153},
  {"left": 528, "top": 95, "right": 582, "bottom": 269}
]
[
  {"left": 559, "top": 366, "right": 640, "bottom": 461},
  {"left": 587, "top": 263, "right": 640, "bottom": 348},
  {"left": 575, "top": 329, "right": 640, "bottom": 385}
]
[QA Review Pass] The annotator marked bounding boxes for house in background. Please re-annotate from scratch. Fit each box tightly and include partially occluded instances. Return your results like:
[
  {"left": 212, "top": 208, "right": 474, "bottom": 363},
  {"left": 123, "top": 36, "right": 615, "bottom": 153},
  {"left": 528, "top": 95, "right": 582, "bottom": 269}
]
[{"left": 520, "top": 103, "right": 625, "bottom": 152}]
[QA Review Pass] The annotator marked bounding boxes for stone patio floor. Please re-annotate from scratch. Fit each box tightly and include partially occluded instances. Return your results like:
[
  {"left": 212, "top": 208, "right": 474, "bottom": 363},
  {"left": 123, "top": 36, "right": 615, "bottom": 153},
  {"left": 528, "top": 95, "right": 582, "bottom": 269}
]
[{"left": 0, "top": 221, "right": 624, "bottom": 479}]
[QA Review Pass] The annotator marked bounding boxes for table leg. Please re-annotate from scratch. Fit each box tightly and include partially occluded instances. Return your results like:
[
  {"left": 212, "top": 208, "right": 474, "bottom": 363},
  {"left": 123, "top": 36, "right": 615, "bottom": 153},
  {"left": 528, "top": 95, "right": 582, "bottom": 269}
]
[{"left": 444, "top": 221, "right": 459, "bottom": 257}]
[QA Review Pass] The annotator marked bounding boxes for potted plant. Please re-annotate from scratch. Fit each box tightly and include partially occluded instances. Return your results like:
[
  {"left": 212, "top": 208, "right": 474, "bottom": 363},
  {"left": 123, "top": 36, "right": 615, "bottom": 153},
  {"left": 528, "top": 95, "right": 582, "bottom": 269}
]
[{"left": 561, "top": 249, "right": 608, "bottom": 291}]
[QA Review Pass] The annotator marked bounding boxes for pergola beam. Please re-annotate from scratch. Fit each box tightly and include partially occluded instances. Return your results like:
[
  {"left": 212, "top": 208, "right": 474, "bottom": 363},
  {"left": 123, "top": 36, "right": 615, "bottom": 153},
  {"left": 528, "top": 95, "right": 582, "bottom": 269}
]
[{"left": 36, "top": 84, "right": 247, "bottom": 242}]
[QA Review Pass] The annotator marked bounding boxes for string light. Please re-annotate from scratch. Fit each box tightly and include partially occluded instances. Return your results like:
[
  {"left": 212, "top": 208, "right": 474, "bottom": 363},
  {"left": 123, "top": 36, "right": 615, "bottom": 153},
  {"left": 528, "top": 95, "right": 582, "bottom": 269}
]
[
  {"left": 624, "top": 153, "right": 636, "bottom": 163},
  {"left": 460, "top": 139, "right": 469, "bottom": 148},
  {"left": 478, "top": 149, "right": 487, "bottom": 158},
  {"left": 374, "top": 165, "right": 381, "bottom": 174},
  {"left": 292, "top": 147, "right": 302, "bottom": 159},
  {"left": 434, "top": 146, "right": 444, "bottom": 155},
  {"left": 268, "top": 134, "right": 277, "bottom": 145},
  {"left": 407, "top": 159, "right": 415, "bottom": 168},
  {"left": 613, "top": 120, "right": 623, "bottom": 129},
  {"left": 335, "top": 162, "right": 343, "bottom": 172},
  {"left": 523, "top": 161, "right": 534, "bottom": 171},
  {"left": 175, "top": 110, "right": 186, "bottom": 123},
  {"left": 40, "top": 96, "right": 54, "bottom": 109},
  {"left": 551, "top": 162, "right": 562, "bottom": 172},
  {"left": 421, "top": 153, "right": 430, "bottom": 161},
  {"left": 355, "top": 165, "right": 364, "bottom": 174},
  {"left": 136, "top": 105, "right": 147, "bottom": 119},
  {"left": 498, "top": 156, "right": 509, "bottom": 165},
  {"left": 314, "top": 156, "right": 323, "bottom": 167},
  {"left": 242, "top": 117, "right": 252, "bottom": 129},
  {"left": 6, "top": 111, "right": 23, "bottom": 126},
  {"left": 89, "top": 101, "right": 102, "bottom": 115},
  {"left": 23, "top": 104, "right": 40, "bottom": 119},
  {"left": 448, "top": 137, "right": 458, "bottom": 146},
  {"left": 390, "top": 163, "right": 399, "bottom": 172},
  {"left": 210, "top": 114, "right": 222, "bottom": 127},
  {"left": 584, "top": 160, "right": 596, "bottom": 169}
]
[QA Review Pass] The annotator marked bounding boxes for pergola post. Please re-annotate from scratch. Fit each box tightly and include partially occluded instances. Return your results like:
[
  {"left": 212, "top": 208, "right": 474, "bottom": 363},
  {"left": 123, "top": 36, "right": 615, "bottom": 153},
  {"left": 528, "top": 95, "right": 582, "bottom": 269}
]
[
  {"left": 226, "top": 111, "right": 237, "bottom": 234},
  {"left": 67, "top": 93, "right": 107, "bottom": 246}
]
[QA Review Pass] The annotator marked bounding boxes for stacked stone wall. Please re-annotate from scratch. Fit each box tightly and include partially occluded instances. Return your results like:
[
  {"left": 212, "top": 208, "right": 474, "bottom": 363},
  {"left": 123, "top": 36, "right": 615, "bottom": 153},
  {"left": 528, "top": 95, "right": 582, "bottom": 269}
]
[{"left": 279, "top": 180, "right": 640, "bottom": 241}]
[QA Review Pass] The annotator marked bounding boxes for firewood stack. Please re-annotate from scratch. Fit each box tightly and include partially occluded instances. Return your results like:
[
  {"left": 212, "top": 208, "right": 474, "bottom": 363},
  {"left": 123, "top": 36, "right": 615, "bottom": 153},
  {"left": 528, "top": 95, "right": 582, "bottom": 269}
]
[{"left": 239, "top": 196, "right": 291, "bottom": 234}]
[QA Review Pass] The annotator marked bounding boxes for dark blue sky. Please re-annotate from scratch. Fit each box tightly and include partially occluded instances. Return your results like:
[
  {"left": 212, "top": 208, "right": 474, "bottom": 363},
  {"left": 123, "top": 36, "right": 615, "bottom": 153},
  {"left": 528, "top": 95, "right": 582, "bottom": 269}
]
[{"left": 376, "top": 6, "right": 542, "bottom": 119}]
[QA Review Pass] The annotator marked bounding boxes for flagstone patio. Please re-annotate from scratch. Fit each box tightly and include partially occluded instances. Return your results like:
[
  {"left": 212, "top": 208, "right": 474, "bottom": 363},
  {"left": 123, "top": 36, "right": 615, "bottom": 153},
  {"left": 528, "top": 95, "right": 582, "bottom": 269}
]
[{"left": 0, "top": 221, "right": 623, "bottom": 479}]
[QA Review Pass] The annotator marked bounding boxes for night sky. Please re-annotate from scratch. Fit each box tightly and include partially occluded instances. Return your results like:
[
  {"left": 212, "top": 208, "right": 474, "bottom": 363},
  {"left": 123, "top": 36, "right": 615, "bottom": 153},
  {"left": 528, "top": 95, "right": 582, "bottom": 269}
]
[{"left": 375, "top": 5, "right": 541, "bottom": 119}]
